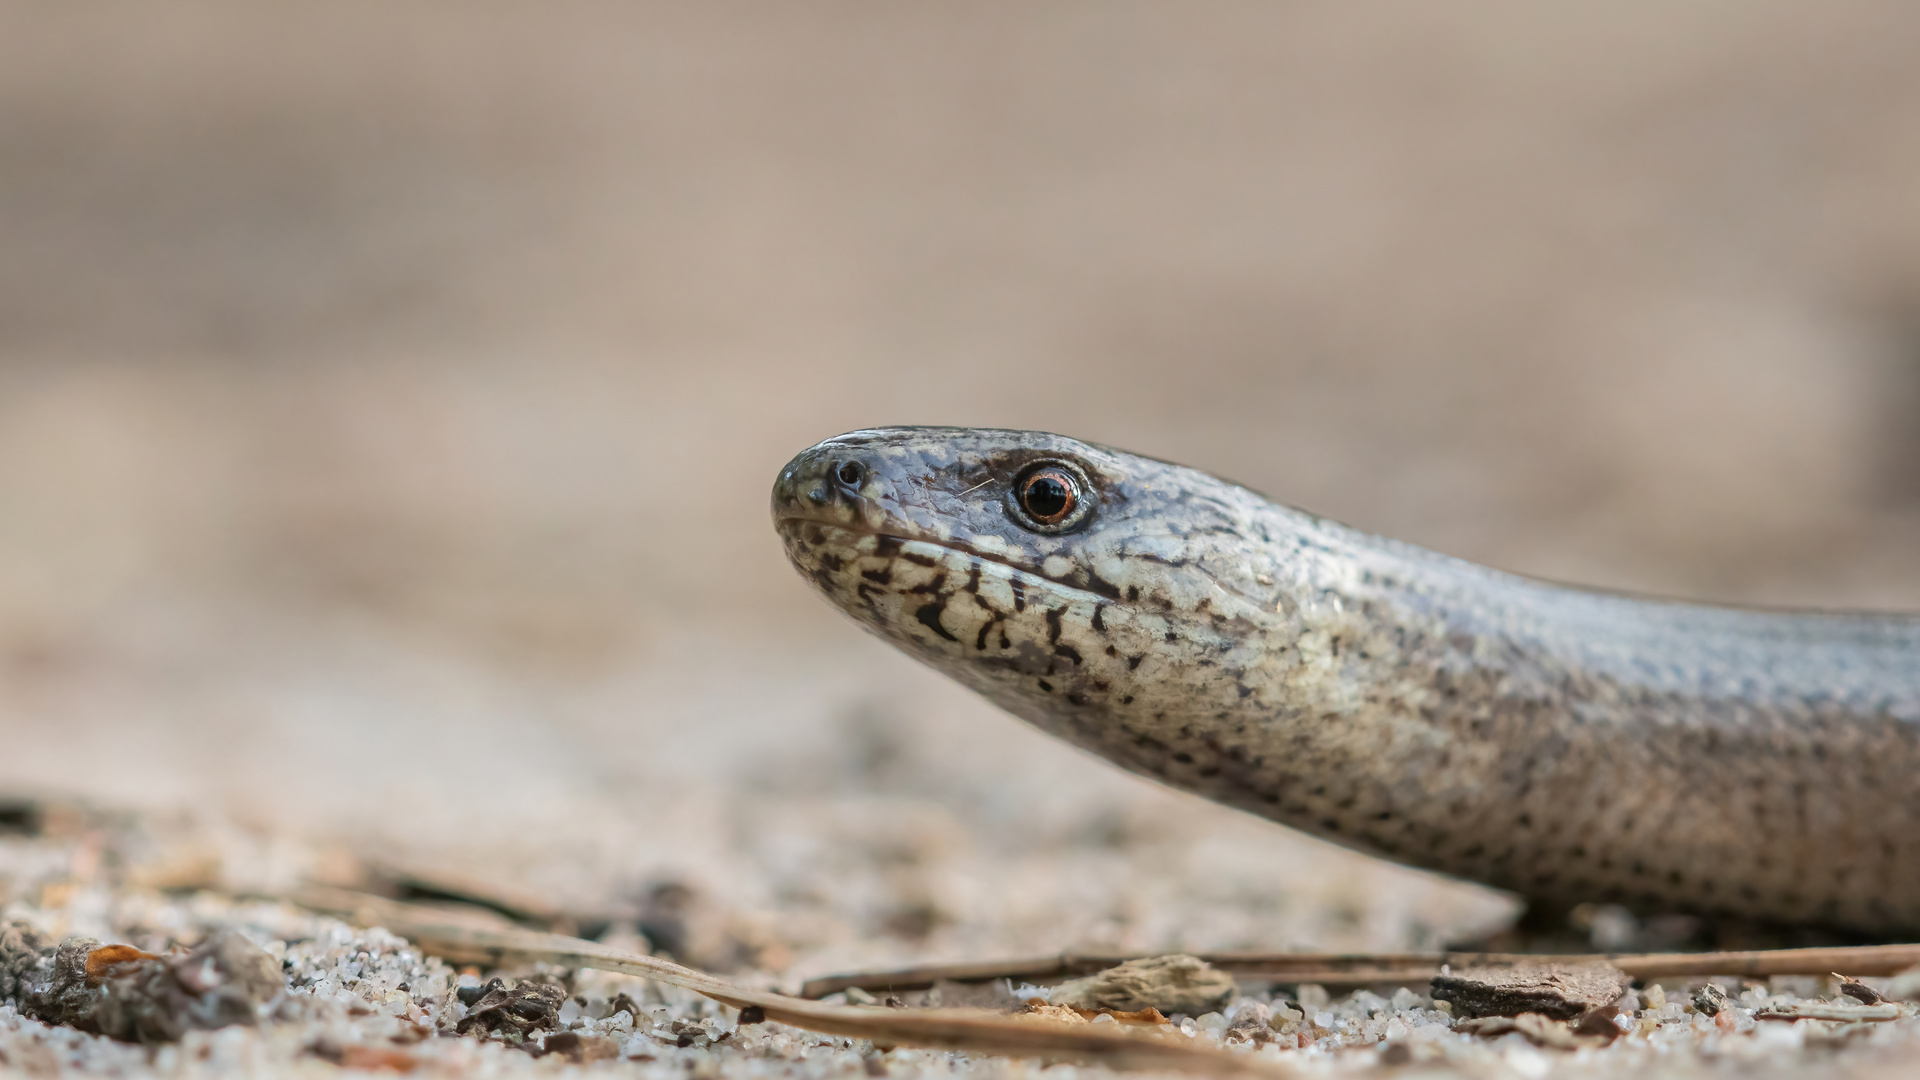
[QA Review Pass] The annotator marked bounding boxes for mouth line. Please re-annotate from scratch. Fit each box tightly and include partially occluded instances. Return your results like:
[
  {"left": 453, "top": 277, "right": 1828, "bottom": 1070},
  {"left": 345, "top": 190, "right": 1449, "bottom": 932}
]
[{"left": 776, "top": 516, "right": 1113, "bottom": 603}]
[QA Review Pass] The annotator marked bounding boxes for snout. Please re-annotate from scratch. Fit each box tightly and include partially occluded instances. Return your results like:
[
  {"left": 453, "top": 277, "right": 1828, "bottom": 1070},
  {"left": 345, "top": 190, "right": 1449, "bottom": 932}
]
[{"left": 771, "top": 441, "right": 879, "bottom": 526}]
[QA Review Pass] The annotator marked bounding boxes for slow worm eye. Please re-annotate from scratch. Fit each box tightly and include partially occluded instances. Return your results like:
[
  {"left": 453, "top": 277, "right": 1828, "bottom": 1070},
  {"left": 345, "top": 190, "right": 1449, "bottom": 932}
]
[
  {"left": 1018, "top": 467, "right": 1079, "bottom": 525},
  {"left": 836, "top": 461, "right": 867, "bottom": 487}
]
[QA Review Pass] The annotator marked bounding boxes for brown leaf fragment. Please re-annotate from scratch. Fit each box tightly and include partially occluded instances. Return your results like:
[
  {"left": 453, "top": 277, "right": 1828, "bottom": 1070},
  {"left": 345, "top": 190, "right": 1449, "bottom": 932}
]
[
  {"left": 1430, "top": 964, "right": 1630, "bottom": 1021},
  {"left": 1834, "top": 973, "right": 1887, "bottom": 1005},
  {"left": 1050, "top": 955, "right": 1235, "bottom": 1017},
  {"left": 84, "top": 945, "right": 160, "bottom": 983}
]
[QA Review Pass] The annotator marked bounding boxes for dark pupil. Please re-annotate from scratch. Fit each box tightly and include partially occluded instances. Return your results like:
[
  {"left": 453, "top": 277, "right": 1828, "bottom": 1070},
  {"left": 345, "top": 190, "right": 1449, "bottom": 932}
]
[
  {"left": 837, "top": 462, "right": 864, "bottom": 485},
  {"left": 1025, "top": 474, "right": 1073, "bottom": 520}
]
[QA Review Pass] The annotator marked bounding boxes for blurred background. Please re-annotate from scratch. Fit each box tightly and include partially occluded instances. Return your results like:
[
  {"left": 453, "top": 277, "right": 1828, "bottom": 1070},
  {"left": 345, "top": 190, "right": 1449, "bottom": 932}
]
[{"left": 2, "top": 1, "right": 1919, "bottom": 977}]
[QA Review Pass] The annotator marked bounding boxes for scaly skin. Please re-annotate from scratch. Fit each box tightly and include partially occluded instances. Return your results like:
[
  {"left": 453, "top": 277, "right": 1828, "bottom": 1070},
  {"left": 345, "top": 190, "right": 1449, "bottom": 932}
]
[{"left": 771, "top": 427, "right": 1920, "bottom": 934}]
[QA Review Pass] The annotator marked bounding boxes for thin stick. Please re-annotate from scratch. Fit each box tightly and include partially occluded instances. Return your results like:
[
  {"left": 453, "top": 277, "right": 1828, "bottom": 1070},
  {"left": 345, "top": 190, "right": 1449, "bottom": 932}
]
[
  {"left": 800, "top": 954, "right": 1462, "bottom": 998},
  {"left": 798, "top": 944, "right": 1920, "bottom": 998},
  {"left": 295, "top": 887, "right": 1290, "bottom": 1077}
]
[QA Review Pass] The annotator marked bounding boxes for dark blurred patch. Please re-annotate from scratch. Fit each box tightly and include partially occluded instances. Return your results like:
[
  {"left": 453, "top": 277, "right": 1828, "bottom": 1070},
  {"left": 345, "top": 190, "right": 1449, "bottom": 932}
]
[
  {"left": 0, "top": 799, "right": 42, "bottom": 836},
  {"left": 634, "top": 880, "right": 790, "bottom": 971},
  {"left": 370, "top": 858, "right": 600, "bottom": 934},
  {"left": 636, "top": 881, "right": 697, "bottom": 962},
  {"left": 1465, "top": 900, "right": 1889, "bottom": 953},
  {"left": 0, "top": 797, "right": 112, "bottom": 840},
  {"left": 1068, "top": 807, "right": 1171, "bottom": 850},
  {"left": 1074, "top": 810, "right": 1135, "bottom": 850},
  {"left": 880, "top": 899, "right": 947, "bottom": 943},
  {"left": 843, "top": 704, "right": 908, "bottom": 788}
]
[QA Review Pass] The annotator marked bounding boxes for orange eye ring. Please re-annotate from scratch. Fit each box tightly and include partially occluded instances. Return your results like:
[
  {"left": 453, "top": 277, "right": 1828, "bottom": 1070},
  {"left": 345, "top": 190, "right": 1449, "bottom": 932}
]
[
  {"left": 1020, "top": 469, "right": 1077, "bottom": 524},
  {"left": 1011, "top": 463, "right": 1092, "bottom": 532}
]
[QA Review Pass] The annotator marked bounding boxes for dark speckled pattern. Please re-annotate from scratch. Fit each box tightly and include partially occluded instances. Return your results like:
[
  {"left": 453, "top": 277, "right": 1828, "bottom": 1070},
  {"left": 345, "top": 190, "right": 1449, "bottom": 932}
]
[{"left": 772, "top": 428, "right": 1920, "bottom": 934}]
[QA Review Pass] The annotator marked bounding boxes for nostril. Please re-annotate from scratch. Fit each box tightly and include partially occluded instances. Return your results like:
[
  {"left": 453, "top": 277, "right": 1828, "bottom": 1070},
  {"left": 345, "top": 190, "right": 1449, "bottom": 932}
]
[
  {"left": 835, "top": 461, "right": 867, "bottom": 487},
  {"left": 806, "top": 484, "right": 830, "bottom": 505}
]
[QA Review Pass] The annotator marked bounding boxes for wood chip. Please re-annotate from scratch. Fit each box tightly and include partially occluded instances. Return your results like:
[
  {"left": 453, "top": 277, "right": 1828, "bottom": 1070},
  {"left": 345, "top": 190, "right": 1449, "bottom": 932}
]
[
  {"left": 1430, "top": 964, "right": 1629, "bottom": 1020},
  {"left": 1050, "top": 955, "right": 1235, "bottom": 1017},
  {"left": 1834, "top": 973, "right": 1888, "bottom": 1005},
  {"left": 1016, "top": 1004, "right": 1088, "bottom": 1025},
  {"left": 1071, "top": 1007, "right": 1169, "bottom": 1026}
]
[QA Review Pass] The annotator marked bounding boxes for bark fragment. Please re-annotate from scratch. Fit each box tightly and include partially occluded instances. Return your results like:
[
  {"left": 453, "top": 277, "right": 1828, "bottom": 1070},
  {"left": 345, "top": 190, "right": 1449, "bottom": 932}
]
[
  {"left": 452, "top": 977, "right": 566, "bottom": 1041},
  {"left": 1429, "top": 964, "right": 1629, "bottom": 1020},
  {"left": 1835, "top": 973, "right": 1887, "bottom": 1005}
]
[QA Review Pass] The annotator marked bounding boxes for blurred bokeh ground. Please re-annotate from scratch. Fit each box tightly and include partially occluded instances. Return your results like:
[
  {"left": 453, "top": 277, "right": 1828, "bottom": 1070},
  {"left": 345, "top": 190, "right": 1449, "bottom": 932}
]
[{"left": 3, "top": 0, "right": 1920, "bottom": 1005}]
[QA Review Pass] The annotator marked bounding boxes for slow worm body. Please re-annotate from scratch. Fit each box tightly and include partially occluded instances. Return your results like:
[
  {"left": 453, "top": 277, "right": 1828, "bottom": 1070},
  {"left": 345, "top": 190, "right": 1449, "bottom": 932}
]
[{"left": 772, "top": 428, "right": 1920, "bottom": 934}]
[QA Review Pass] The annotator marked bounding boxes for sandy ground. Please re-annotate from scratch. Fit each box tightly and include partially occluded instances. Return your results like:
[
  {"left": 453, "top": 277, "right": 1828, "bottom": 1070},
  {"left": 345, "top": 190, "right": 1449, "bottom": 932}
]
[{"left": 3, "top": 3, "right": 1920, "bottom": 1075}]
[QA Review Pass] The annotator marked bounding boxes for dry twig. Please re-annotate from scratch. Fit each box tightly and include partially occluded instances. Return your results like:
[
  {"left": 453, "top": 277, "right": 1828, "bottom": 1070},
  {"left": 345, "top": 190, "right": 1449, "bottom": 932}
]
[
  {"left": 1753, "top": 1003, "right": 1907, "bottom": 1023},
  {"left": 799, "top": 944, "right": 1920, "bottom": 997}
]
